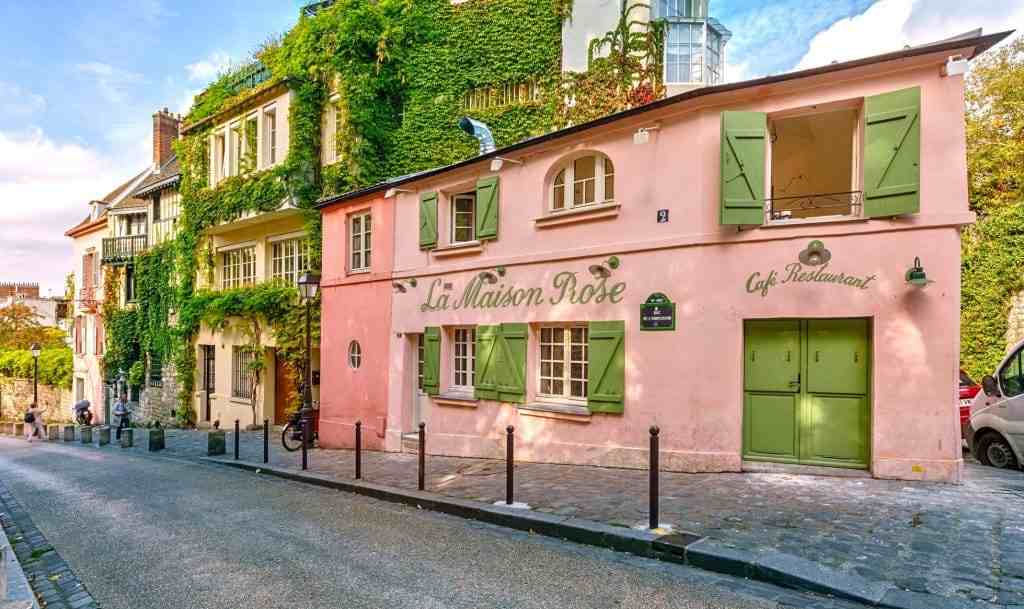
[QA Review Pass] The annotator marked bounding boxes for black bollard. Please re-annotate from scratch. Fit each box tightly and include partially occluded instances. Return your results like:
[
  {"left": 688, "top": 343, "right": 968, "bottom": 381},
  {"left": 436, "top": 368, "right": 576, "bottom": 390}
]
[
  {"left": 506, "top": 425, "right": 515, "bottom": 506},
  {"left": 355, "top": 420, "right": 362, "bottom": 480},
  {"left": 234, "top": 419, "right": 239, "bottom": 460},
  {"left": 649, "top": 426, "right": 660, "bottom": 530},
  {"left": 302, "top": 418, "right": 310, "bottom": 471},
  {"left": 418, "top": 421, "right": 426, "bottom": 491},
  {"left": 263, "top": 419, "right": 269, "bottom": 464}
]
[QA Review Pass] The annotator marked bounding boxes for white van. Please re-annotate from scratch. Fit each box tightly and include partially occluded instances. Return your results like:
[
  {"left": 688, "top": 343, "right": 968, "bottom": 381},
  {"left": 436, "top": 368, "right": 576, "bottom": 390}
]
[{"left": 966, "top": 338, "right": 1024, "bottom": 469}]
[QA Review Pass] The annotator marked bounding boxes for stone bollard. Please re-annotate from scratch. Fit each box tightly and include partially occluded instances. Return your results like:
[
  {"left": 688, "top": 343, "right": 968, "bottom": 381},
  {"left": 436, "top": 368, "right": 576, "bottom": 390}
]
[
  {"left": 207, "top": 430, "right": 226, "bottom": 456},
  {"left": 14, "top": 423, "right": 24, "bottom": 438},
  {"left": 47, "top": 424, "right": 59, "bottom": 441},
  {"left": 97, "top": 426, "right": 111, "bottom": 446},
  {"left": 63, "top": 425, "right": 76, "bottom": 442},
  {"left": 80, "top": 426, "right": 93, "bottom": 444},
  {"left": 147, "top": 428, "right": 165, "bottom": 452},
  {"left": 120, "top": 428, "right": 133, "bottom": 448}
]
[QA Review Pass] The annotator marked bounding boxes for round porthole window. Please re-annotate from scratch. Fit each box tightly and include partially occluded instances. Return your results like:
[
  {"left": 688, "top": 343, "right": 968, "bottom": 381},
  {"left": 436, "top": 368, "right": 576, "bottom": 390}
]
[{"left": 348, "top": 341, "right": 362, "bottom": 369}]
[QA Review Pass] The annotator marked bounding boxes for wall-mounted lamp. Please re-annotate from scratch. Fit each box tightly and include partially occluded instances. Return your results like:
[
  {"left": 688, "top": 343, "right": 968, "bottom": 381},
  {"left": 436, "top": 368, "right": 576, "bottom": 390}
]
[
  {"left": 798, "top": 240, "right": 831, "bottom": 267},
  {"left": 384, "top": 187, "right": 413, "bottom": 199},
  {"left": 392, "top": 278, "right": 418, "bottom": 293},
  {"left": 489, "top": 157, "right": 523, "bottom": 172},
  {"left": 906, "top": 257, "right": 931, "bottom": 287},
  {"left": 633, "top": 125, "right": 661, "bottom": 145},
  {"left": 942, "top": 54, "right": 969, "bottom": 77},
  {"left": 494, "top": 266, "right": 506, "bottom": 277},
  {"left": 588, "top": 256, "right": 621, "bottom": 279},
  {"left": 478, "top": 270, "right": 499, "bottom": 284}
]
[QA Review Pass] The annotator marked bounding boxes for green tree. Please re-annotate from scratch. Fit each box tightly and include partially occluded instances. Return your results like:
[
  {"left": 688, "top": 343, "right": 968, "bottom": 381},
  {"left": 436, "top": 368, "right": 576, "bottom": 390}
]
[{"left": 0, "top": 303, "right": 65, "bottom": 350}]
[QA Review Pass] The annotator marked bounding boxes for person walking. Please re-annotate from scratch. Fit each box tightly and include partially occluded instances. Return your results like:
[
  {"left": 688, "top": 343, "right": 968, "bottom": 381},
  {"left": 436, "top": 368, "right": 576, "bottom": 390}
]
[
  {"left": 24, "top": 402, "right": 44, "bottom": 442},
  {"left": 113, "top": 393, "right": 131, "bottom": 440}
]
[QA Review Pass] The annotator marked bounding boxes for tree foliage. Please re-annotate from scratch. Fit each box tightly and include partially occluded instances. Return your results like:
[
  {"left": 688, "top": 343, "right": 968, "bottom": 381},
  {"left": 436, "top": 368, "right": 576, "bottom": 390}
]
[{"left": 0, "top": 304, "right": 65, "bottom": 351}]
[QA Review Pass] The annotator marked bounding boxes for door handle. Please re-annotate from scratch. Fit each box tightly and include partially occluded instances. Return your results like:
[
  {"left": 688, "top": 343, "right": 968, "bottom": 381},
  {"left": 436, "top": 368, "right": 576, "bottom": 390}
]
[{"left": 788, "top": 373, "right": 801, "bottom": 388}]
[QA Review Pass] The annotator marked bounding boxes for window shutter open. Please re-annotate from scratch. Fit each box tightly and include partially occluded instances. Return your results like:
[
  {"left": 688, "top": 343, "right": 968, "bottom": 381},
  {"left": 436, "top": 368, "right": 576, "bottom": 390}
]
[
  {"left": 475, "top": 176, "right": 499, "bottom": 240},
  {"left": 587, "top": 320, "right": 625, "bottom": 414},
  {"left": 496, "top": 323, "right": 527, "bottom": 403},
  {"left": 423, "top": 326, "right": 441, "bottom": 395},
  {"left": 419, "top": 192, "right": 438, "bottom": 249},
  {"left": 863, "top": 86, "right": 920, "bottom": 217},
  {"left": 474, "top": 325, "right": 498, "bottom": 400},
  {"left": 720, "top": 111, "right": 767, "bottom": 226}
]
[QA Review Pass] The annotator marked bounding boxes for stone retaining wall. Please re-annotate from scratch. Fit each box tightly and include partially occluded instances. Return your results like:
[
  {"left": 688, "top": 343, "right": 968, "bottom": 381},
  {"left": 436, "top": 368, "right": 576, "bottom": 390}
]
[{"left": 0, "top": 377, "right": 71, "bottom": 422}]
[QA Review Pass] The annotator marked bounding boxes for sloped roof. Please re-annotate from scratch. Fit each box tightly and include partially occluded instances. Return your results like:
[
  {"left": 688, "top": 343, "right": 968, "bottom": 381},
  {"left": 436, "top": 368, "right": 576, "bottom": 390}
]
[
  {"left": 108, "top": 168, "right": 152, "bottom": 211},
  {"left": 132, "top": 154, "right": 181, "bottom": 198}
]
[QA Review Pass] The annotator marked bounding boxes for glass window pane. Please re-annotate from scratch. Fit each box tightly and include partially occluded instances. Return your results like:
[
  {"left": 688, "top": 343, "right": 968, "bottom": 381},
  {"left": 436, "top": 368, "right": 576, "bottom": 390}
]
[{"left": 574, "top": 156, "right": 595, "bottom": 180}]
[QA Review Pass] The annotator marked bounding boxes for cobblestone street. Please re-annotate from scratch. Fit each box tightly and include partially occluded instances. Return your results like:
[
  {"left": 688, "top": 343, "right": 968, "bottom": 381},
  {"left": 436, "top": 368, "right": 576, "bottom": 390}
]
[{"left": 24, "top": 425, "right": 1024, "bottom": 608}]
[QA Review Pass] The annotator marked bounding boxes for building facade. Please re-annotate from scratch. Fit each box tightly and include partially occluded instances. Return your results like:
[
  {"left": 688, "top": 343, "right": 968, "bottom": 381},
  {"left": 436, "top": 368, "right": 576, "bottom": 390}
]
[{"left": 317, "top": 32, "right": 1007, "bottom": 483}]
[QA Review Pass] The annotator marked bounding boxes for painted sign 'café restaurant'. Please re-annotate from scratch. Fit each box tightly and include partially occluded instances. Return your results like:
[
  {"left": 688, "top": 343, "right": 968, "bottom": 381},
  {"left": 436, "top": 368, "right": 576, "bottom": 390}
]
[{"left": 315, "top": 31, "right": 1009, "bottom": 484}]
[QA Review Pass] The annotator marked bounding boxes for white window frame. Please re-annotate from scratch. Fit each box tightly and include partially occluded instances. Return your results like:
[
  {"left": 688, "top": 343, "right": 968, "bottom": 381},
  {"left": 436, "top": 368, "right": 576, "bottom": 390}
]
[
  {"left": 451, "top": 327, "right": 476, "bottom": 391},
  {"left": 537, "top": 325, "right": 589, "bottom": 403},
  {"left": 263, "top": 105, "right": 278, "bottom": 168},
  {"left": 450, "top": 193, "right": 476, "bottom": 244},
  {"left": 241, "top": 113, "right": 259, "bottom": 175},
  {"left": 322, "top": 94, "right": 343, "bottom": 166},
  {"left": 232, "top": 346, "right": 257, "bottom": 399},
  {"left": 349, "top": 211, "right": 372, "bottom": 272},
  {"left": 229, "top": 121, "right": 242, "bottom": 177},
  {"left": 270, "top": 236, "right": 309, "bottom": 285},
  {"left": 551, "top": 154, "right": 615, "bottom": 212},
  {"left": 212, "top": 131, "right": 227, "bottom": 185},
  {"left": 221, "top": 245, "right": 257, "bottom": 289}
]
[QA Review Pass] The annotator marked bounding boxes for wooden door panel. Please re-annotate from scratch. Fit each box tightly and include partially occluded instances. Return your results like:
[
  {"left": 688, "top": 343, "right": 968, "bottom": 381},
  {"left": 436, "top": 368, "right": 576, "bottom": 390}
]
[
  {"left": 744, "top": 393, "right": 799, "bottom": 460},
  {"left": 744, "top": 320, "right": 801, "bottom": 393},
  {"left": 806, "top": 319, "right": 869, "bottom": 395},
  {"left": 804, "top": 395, "right": 869, "bottom": 466}
]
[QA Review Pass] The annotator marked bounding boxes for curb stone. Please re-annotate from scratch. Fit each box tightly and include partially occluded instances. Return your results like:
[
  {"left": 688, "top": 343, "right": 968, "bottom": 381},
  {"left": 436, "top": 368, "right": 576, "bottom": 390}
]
[{"left": 202, "top": 457, "right": 946, "bottom": 609}]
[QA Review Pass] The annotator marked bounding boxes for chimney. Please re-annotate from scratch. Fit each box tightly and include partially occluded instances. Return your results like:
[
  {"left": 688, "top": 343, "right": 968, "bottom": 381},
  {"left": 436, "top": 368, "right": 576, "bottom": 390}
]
[{"left": 152, "top": 107, "right": 180, "bottom": 169}]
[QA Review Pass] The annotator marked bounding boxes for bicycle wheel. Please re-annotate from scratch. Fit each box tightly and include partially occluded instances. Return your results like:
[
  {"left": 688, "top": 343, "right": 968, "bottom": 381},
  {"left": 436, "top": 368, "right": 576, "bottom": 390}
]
[{"left": 281, "top": 423, "right": 302, "bottom": 452}]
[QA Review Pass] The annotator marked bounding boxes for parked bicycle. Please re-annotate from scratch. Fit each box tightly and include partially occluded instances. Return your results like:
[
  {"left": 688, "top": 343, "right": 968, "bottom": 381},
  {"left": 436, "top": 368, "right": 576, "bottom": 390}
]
[{"left": 282, "top": 405, "right": 319, "bottom": 452}]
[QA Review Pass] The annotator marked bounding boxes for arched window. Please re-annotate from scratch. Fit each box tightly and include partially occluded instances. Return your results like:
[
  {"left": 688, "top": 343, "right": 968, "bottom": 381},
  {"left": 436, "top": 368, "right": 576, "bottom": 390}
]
[{"left": 551, "top": 154, "right": 615, "bottom": 211}]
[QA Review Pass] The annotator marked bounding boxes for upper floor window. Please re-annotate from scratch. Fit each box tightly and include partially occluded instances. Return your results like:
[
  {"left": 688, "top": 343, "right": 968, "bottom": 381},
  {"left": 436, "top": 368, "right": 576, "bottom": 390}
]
[
  {"left": 242, "top": 114, "right": 258, "bottom": 174},
  {"left": 263, "top": 106, "right": 278, "bottom": 167},
  {"left": 451, "top": 193, "right": 476, "bottom": 243},
  {"left": 213, "top": 132, "right": 227, "bottom": 184},
  {"left": 655, "top": 0, "right": 706, "bottom": 18},
  {"left": 229, "top": 122, "right": 242, "bottom": 177},
  {"left": 222, "top": 246, "right": 256, "bottom": 289},
  {"left": 124, "top": 265, "right": 136, "bottom": 303},
  {"left": 322, "top": 95, "right": 345, "bottom": 166},
  {"left": 270, "top": 237, "right": 309, "bottom": 285},
  {"left": 350, "top": 211, "right": 371, "bottom": 272},
  {"left": 552, "top": 154, "right": 615, "bottom": 212}
]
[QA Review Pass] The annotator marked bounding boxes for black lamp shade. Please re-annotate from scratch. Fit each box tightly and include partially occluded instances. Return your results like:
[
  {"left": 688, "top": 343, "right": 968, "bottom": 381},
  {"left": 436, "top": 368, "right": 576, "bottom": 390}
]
[{"left": 298, "top": 271, "right": 321, "bottom": 302}]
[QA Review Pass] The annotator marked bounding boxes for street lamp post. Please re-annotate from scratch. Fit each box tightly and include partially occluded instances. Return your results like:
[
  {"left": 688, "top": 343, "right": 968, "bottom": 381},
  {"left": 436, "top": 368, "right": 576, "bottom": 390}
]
[
  {"left": 297, "top": 271, "right": 321, "bottom": 412},
  {"left": 30, "top": 343, "right": 41, "bottom": 405}
]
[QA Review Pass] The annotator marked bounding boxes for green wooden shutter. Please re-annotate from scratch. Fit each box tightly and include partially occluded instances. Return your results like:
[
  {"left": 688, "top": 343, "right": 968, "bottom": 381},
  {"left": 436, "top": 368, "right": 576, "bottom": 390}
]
[
  {"left": 720, "top": 111, "right": 767, "bottom": 226},
  {"left": 863, "top": 87, "right": 920, "bottom": 217},
  {"left": 587, "top": 321, "right": 625, "bottom": 413},
  {"left": 474, "top": 325, "right": 498, "bottom": 400},
  {"left": 423, "top": 326, "right": 441, "bottom": 395},
  {"left": 419, "top": 192, "right": 438, "bottom": 249},
  {"left": 496, "top": 323, "right": 527, "bottom": 403},
  {"left": 475, "top": 176, "right": 499, "bottom": 240}
]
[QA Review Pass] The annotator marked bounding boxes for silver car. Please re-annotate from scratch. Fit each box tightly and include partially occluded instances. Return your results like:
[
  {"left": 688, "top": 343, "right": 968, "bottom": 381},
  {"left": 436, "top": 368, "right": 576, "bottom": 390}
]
[{"left": 967, "top": 338, "right": 1024, "bottom": 469}]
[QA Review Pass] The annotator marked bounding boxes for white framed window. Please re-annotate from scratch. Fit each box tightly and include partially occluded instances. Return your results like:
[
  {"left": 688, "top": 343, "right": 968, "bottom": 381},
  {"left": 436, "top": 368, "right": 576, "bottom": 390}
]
[
  {"left": 222, "top": 246, "right": 256, "bottom": 289},
  {"left": 232, "top": 346, "right": 257, "bottom": 399},
  {"left": 242, "top": 114, "right": 258, "bottom": 174},
  {"left": 451, "top": 193, "right": 475, "bottom": 243},
  {"left": 229, "top": 122, "right": 242, "bottom": 176},
  {"left": 322, "top": 95, "right": 345, "bottom": 166},
  {"left": 349, "top": 211, "right": 371, "bottom": 272},
  {"left": 538, "top": 326, "right": 588, "bottom": 401},
  {"left": 270, "top": 237, "right": 309, "bottom": 285},
  {"left": 416, "top": 334, "right": 425, "bottom": 392},
  {"left": 263, "top": 106, "right": 278, "bottom": 167},
  {"left": 348, "top": 341, "right": 362, "bottom": 369},
  {"left": 212, "top": 132, "right": 227, "bottom": 185},
  {"left": 451, "top": 327, "right": 476, "bottom": 390},
  {"left": 551, "top": 154, "right": 615, "bottom": 211}
]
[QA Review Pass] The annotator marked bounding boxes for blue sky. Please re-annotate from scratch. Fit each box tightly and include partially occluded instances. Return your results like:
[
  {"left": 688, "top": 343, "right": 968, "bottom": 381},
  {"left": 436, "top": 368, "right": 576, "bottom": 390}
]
[{"left": 0, "top": 0, "right": 1020, "bottom": 296}]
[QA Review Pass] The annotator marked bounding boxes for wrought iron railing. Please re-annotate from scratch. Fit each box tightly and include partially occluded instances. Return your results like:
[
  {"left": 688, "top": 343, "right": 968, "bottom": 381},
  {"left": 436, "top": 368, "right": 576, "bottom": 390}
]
[
  {"left": 102, "top": 235, "right": 148, "bottom": 264},
  {"left": 227, "top": 63, "right": 272, "bottom": 95},
  {"left": 78, "top": 286, "right": 98, "bottom": 312},
  {"left": 302, "top": 1, "right": 335, "bottom": 17},
  {"left": 766, "top": 190, "right": 863, "bottom": 222}
]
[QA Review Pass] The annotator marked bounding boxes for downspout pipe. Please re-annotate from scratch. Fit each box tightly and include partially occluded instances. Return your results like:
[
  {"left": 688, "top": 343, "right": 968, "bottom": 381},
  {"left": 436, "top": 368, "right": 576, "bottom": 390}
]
[{"left": 458, "top": 117, "right": 497, "bottom": 155}]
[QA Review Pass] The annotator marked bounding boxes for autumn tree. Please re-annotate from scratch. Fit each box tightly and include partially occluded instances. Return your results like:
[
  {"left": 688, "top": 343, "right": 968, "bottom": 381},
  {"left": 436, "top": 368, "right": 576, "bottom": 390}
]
[{"left": 0, "top": 304, "right": 64, "bottom": 351}]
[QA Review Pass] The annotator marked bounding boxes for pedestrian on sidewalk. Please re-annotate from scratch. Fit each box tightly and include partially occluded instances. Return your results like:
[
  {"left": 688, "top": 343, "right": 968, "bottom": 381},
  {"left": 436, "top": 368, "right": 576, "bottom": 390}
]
[
  {"left": 114, "top": 393, "right": 132, "bottom": 440},
  {"left": 24, "top": 402, "right": 45, "bottom": 442}
]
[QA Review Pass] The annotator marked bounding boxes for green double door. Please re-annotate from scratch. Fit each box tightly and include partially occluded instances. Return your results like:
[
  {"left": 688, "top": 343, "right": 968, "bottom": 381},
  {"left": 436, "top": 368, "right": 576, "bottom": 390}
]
[{"left": 743, "top": 319, "right": 870, "bottom": 469}]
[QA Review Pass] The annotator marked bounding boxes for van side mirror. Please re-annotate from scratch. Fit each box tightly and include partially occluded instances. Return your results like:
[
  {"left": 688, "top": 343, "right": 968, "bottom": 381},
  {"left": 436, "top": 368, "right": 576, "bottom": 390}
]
[{"left": 982, "top": 375, "right": 1000, "bottom": 397}]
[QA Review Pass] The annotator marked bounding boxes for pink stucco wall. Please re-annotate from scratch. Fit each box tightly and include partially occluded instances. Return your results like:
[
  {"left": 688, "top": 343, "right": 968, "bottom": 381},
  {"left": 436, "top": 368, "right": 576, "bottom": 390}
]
[{"left": 320, "top": 48, "right": 973, "bottom": 482}]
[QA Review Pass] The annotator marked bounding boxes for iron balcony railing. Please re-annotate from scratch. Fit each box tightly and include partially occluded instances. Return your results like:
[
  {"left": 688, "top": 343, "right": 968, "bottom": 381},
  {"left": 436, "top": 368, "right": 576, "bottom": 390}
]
[
  {"left": 227, "top": 63, "right": 272, "bottom": 95},
  {"left": 766, "top": 190, "right": 863, "bottom": 222},
  {"left": 102, "top": 235, "right": 148, "bottom": 264},
  {"left": 78, "top": 286, "right": 98, "bottom": 312}
]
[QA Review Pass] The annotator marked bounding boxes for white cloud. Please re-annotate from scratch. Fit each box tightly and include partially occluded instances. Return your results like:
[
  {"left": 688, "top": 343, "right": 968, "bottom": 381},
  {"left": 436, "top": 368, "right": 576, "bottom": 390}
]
[
  {"left": 185, "top": 51, "right": 233, "bottom": 83},
  {"left": 0, "top": 81, "right": 46, "bottom": 116},
  {"left": 795, "top": 0, "right": 1024, "bottom": 71},
  {"left": 76, "top": 61, "right": 144, "bottom": 105}
]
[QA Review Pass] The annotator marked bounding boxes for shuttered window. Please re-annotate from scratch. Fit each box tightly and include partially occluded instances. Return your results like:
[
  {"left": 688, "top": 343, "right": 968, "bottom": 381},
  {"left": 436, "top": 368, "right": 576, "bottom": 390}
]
[
  {"left": 419, "top": 192, "right": 438, "bottom": 249},
  {"left": 863, "top": 87, "right": 920, "bottom": 217},
  {"left": 538, "top": 326, "right": 588, "bottom": 400},
  {"left": 452, "top": 327, "right": 476, "bottom": 389},
  {"left": 475, "top": 176, "right": 499, "bottom": 240},
  {"left": 422, "top": 327, "right": 441, "bottom": 395},
  {"left": 472, "top": 324, "right": 526, "bottom": 403},
  {"left": 451, "top": 194, "right": 476, "bottom": 244},
  {"left": 719, "top": 111, "right": 767, "bottom": 225},
  {"left": 587, "top": 321, "right": 626, "bottom": 413}
]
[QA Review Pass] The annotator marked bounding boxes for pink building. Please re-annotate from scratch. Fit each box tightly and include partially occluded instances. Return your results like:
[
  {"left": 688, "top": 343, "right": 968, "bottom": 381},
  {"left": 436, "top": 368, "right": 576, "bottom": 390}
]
[{"left": 318, "top": 31, "right": 1008, "bottom": 483}]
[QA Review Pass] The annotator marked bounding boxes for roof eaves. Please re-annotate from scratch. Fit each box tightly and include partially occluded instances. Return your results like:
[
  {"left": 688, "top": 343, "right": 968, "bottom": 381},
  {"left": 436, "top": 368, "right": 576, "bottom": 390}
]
[
  {"left": 315, "top": 29, "right": 1013, "bottom": 210},
  {"left": 181, "top": 77, "right": 292, "bottom": 135}
]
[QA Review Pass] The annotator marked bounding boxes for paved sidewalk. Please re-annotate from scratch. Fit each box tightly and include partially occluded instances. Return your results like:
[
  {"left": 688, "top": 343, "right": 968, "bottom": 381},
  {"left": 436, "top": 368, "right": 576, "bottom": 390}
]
[{"left": 18, "top": 426, "right": 1024, "bottom": 607}]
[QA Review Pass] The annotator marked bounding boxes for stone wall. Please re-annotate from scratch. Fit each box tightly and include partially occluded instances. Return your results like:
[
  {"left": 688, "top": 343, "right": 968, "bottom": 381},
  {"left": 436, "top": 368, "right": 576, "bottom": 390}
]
[
  {"left": 137, "top": 361, "right": 179, "bottom": 424},
  {"left": 1007, "top": 291, "right": 1024, "bottom": 348},
  {"left": 0, "top": 377, "right": 72, "bottom": 422}
]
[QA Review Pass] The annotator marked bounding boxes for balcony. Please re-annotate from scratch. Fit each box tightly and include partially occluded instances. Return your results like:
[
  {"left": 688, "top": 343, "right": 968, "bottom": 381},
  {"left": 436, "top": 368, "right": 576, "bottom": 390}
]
[
  {"left": 766, "top": 191, "right": 863, "bottom": 223},
  {"left": 102, "top": 235, "right": 148, "bottom": 264},
  {"left": 78, "top": 286, "right": 99, "bottom": 313}
]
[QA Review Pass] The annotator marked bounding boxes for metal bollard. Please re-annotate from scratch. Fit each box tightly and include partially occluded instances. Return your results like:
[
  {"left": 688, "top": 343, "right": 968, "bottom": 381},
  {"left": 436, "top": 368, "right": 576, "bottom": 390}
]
[
  {"left": 263, "top": 419, "right": 269, "bottom": 464},
  {"left": 234, "top": 419, "right": 240, "bottom": 460},
  {"left": 506, "top": 425, "right": 515, "bottom": 506},
  {"left": 355, "top": 420, "right": 362, "bottom": 480},
  {"left": 418, "top": 421, "right": 426, "bottom": 491},
  {"left": 301, "top": 419, "right": 310, "bottom": 470},
  {"left": 649, "top": 426, "right": 660, "bottom": 530}
]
